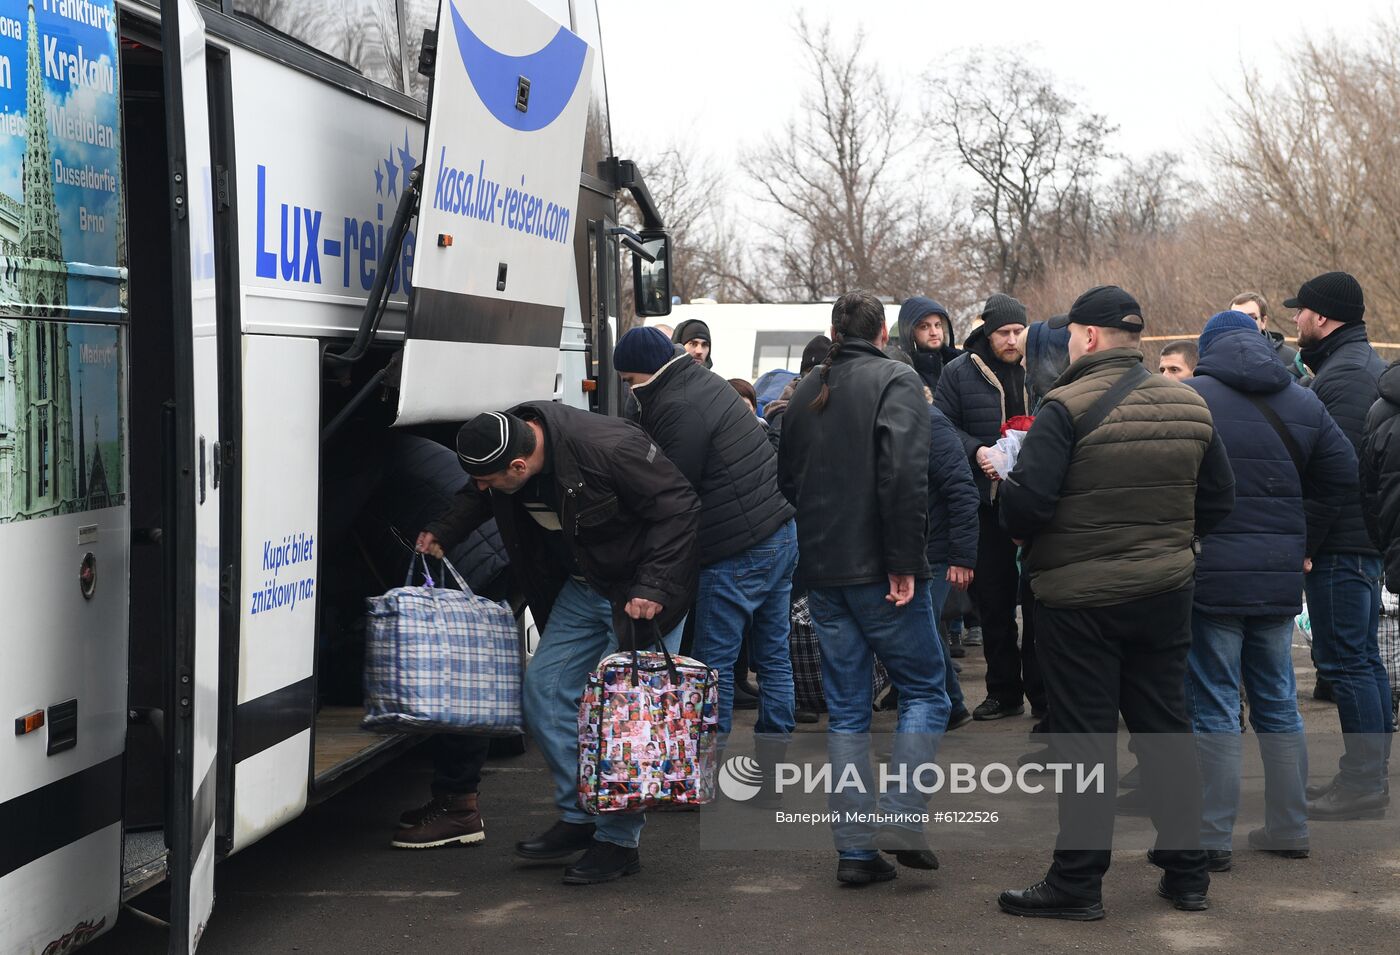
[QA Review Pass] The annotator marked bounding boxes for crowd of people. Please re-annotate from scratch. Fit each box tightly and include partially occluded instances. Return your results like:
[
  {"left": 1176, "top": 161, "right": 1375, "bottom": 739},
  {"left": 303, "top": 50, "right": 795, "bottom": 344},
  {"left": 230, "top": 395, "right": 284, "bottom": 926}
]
[{"left": 399, "top": 269, "right": 1400, "bottom": 919}]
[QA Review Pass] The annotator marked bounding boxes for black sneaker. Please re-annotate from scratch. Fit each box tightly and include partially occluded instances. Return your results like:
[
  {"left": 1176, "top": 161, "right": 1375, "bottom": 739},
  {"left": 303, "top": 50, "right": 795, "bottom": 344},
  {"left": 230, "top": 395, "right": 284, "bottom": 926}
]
[
  {"left": 1307, "top": 785, "right": 1389, "bottom": 821},
  {"left": 1247, "top": 827, "right": 1309, "bottom": 858},
  {"left": 998, "top": 880, "right": 1104, "bottom": 921},
  {"left": 515, "top": 820, "right": 596, "bottom": 860},
  {"left": 562, "top": 840, "right": 641, "bottom": 884},
  {"left": 973, "top": 698, "right": 1025, "bottom": 721},
  {"left": 875, "top": 825, "right": 940, "bottom": 870},
  {"left": 947, "top": 707, "right": 974, "bottom": 731},
  {"left": 1157, "top": 876, "right": 1209, "bottom": 911},
  {"left": 836, "top": 855, "right": 898, "bottom": 885}
]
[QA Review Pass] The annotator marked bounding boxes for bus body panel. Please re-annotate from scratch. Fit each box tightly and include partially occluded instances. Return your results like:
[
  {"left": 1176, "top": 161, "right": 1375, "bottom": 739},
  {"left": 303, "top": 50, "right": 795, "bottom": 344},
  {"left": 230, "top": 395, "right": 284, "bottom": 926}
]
[
  {"left": 0, "top": 824, "right": 121, "bottom": 955},
  {"left": 227, "top": 45, "right": 419, "bottom": 341},
  {"left": 229, "top": 333, "right": 319, "bottom": 853},
  {"left": 397, "top": 0, "right": 595, "bottom": 425},
  {"left": 160, "top": 1, "right": 221, "bottom": 949}
]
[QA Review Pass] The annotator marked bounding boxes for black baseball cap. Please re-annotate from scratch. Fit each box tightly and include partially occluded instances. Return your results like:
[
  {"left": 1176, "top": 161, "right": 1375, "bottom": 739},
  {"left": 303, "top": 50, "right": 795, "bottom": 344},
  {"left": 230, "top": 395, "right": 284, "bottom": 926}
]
[{"left": 1049, "top": 285, "right": 1145, "bottom": 331}]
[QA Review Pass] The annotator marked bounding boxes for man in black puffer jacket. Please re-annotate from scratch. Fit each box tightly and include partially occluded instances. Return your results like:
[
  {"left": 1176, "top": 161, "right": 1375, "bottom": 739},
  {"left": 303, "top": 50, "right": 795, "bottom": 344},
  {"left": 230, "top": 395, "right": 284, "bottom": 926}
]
[
  {"left": 934, "top": 293, "right": 1039, "bottom": 722},
  {"left": 1363, "top": 360, "right": 1400, "bottom": 595},
  {"left": 613, "top": 327, "right": 798, "bottom": 739},
  {"left": 1288, "top": 271, "right": 1393, "bottom": 820}
]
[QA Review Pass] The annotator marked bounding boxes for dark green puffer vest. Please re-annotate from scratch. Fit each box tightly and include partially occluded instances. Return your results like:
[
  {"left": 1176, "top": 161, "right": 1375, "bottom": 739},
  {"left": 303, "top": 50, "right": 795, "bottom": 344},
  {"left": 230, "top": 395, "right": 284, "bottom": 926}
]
[{"left": 1024, "top": 348, "right": 1215, "bottom": 609}]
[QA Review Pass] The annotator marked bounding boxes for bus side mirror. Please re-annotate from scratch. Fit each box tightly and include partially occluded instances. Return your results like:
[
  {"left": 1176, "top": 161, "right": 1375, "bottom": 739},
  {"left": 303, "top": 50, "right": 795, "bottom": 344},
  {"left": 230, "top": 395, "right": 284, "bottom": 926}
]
[{"left": 632, "top": 230, "right": 672, "bottom": 318}]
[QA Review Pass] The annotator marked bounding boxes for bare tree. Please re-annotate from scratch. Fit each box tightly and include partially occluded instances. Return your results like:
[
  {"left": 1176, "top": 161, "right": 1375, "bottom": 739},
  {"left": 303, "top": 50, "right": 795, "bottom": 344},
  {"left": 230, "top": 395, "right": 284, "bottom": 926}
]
[
  {"left": 741, "top": 18, "right": 944, "bottom": 302},
  {"left": 927, "top": 53, "right": 1115, "bottom": 295}
]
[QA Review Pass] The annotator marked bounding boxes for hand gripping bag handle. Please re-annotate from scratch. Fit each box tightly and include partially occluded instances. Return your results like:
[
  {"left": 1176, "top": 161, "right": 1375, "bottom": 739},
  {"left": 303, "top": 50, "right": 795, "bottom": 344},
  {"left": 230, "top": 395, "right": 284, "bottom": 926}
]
[{"left": 629, "top": 618, "right": 681, "bottom": 688}]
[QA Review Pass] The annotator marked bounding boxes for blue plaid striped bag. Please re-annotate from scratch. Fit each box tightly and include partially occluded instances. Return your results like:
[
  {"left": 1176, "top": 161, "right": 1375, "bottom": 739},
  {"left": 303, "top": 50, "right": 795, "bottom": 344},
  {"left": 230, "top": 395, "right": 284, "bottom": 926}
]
[{"left": 362, "top": 556, "right": 523, "bottom": 736}]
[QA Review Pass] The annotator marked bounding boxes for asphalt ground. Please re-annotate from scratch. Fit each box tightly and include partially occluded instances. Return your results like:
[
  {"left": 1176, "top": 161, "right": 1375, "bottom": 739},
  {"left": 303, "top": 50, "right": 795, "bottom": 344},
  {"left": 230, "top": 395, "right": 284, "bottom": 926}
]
[{"left": 88, "top": 640, "right": 1400, "bottom": 955}]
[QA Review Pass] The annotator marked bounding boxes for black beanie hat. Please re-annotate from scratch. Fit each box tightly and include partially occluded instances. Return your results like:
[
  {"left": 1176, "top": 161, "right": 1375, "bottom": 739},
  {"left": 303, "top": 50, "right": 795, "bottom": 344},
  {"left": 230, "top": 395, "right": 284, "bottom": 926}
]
[
  {"left": 800, "top": 335, "right": 832, "bottom": 374},
  {"left": 1283, "top": 271, "right": 1365, "bottom": 324},
  {"left": 456, "top": 411, "right": 531, "bottom": 476},
  {"left": 980, "top": 293, "right": 1028, "bottom": 333}
]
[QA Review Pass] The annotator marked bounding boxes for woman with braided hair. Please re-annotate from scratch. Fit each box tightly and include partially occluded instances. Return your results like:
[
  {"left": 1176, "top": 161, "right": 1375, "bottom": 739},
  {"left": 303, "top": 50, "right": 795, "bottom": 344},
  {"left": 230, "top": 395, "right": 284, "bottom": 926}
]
[{"left": 776, "top": 290, "right": 951, "bottom": 886}]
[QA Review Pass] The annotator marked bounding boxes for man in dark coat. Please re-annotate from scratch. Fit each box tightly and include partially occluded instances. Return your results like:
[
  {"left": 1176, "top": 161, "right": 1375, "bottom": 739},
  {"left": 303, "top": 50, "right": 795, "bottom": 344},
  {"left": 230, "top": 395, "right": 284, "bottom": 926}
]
[
  {"left": 997, "top": 285, "right": 1235, "bottom": 920},
  {"left": 933, "top": 293, "right": 1040, "bottom": 721},
  {"left": 417, "top": 402, "right": 699, "bottom": 884},
  {"left": 1363, "top": 359, "right": 1400, "bottom": 598},
  {"left": 671, "top": 318, "right": 713, "bottom": 368},
  {"left": 1186, "top": 310, "right": 1358, "bottom": 866},
  {"left": 1288, "top": 271, "right": 1393, "bottom": 819},
  {"left": 1231, "top": 291, "right": 1309, "bottom": 383},
  {"left": 612, "top": 326, "right": 798, "bottom": 740},
  {"left": 779, "top": 290, "right": 949, "bottom": 885},
  {"left": 896, "top": 296, "right": 960, "bottom": 395}
]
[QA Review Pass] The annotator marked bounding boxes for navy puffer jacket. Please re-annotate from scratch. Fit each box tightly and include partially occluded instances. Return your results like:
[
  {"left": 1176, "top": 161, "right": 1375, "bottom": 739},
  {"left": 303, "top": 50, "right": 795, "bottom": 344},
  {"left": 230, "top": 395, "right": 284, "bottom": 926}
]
[
  {"left": 1299, "top": 322, "right": 1386, "bottom": 555},
  {"left": 1188, "top": 327, "right": 1359, "bottom": 615},
  {"left": 933, "top": 327, "right": 1027, "bottom": 503},
  {"left": 926, "top": 404, "right": 979, "bottom": 569}
]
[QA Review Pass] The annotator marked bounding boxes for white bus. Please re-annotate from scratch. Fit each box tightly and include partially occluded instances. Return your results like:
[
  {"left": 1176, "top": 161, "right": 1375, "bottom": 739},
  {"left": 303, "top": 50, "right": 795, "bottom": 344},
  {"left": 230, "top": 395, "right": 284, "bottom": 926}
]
[
  {"left": 657, "top": 302, "right": 900, "bottom": 383},
  {"left": 0, "top": 1, "right": 669, "bottom": 952}
]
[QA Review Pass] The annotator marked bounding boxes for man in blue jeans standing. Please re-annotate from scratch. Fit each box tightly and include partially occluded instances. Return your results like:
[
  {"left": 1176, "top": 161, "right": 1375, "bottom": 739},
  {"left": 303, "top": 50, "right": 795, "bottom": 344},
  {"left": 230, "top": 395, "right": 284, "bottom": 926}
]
[
  {"left": 1288, "top": 272, "right": 1394, "bottom": 818},
  {"left": 1186, "top": 309, "right": 1359, "bottom": 865},
  {"left": 419, "top": 402, "right": 699, "bottom": 884},
  {"left": 779, "top": 291, "right": 950, "bottom": 885},
  {"left": 613, "top": 327, "right": 798, "bottom": 753}
]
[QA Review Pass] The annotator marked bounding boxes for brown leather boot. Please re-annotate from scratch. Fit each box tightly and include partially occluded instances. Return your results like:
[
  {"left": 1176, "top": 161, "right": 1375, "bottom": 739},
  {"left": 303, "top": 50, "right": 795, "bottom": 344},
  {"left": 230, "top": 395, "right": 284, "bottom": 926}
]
[{"left": 390, "top": 793, "right": 485, "bottom": 849}]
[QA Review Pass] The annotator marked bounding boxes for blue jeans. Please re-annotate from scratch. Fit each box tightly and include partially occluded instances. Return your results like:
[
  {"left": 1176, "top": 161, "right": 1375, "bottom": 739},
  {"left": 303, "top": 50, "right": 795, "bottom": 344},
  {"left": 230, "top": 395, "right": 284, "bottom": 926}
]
[
  {"left": 809, "top": 579, "right": 950, "bottom": 859},
  {"left": 928, "top": 565, "right": 965, "bottom": 714},
  {"left": 1186, "top": 612, "right": 1308, "bottom": 848},
  {"left": 1306, "top": 553, "right": 1393, "bottom": 793},
  {"left": 521, "top": 578, "right": 683, "bottom": 848},
  {"left": 692, "top": 520, "right": 798, "bottom": 735}
]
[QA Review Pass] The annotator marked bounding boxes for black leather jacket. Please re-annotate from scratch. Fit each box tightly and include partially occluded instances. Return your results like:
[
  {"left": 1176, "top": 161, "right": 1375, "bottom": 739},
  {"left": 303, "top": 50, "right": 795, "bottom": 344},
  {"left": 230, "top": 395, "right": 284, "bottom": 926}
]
[
  {"left": 778, "top": 338, "right": 932, "bottom": 588},
  {"left": 426, "top": 402, "right": 700, "bottom": 643}
]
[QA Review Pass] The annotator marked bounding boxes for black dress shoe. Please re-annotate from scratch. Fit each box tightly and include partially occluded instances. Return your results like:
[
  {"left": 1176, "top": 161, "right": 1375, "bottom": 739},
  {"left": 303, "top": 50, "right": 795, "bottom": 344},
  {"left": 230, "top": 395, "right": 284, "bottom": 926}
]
[
  {"left": 514, "top": 820, "right": 596, "bottom": 860},
  {"left": 1308, "top": 784, "right": 1389, "bottom": 821},
  {"left": 1157, "top": 876, "right": 1209, "bottom": 911},
  {"left": 562, "top": 840, "right": 641, "bottom": 884},
  {"left": 1247, "top": 827, "right": 1309, "bottom": 858},
  {"left": 795, "top": 708, "right": 821, "bottom": 724},
  {"left": 836, "top": 855, "right": 898, "bottom": 885},
  {"left": 1147, "top": 848, "right": 1232, "bottom": 872},
  {"left": 732, "top": 682, "right": 760, "bottom": 710},
  {"left": 998, "top": 881, "right": 1104, "bottom": 921},
  {"left": 973, "top": 697, "right": 1025, "bottom": 721}
]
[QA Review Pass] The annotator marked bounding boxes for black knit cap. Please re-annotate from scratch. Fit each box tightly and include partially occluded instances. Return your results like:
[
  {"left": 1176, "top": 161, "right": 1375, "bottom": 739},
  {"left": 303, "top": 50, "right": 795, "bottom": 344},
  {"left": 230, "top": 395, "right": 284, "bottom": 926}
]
[
  {"left": 980, "top": 293, "right": 1028, "bottom": 333},
  {"left": 1050, "top": 285, "right": 1145, "bottom": 331},
  {"left": 1283, "top": 271, "right": 1365, "bottom": 324},
  {"left": 456, "top": 411, "right": 531, "bottom": 476}
]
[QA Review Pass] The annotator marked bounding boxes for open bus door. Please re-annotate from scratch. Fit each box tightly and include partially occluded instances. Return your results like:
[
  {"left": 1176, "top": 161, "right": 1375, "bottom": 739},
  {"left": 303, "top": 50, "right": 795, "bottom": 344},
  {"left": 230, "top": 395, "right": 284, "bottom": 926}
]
[{"left": 159, "top": 0, "right": 221, "bottom": 950}]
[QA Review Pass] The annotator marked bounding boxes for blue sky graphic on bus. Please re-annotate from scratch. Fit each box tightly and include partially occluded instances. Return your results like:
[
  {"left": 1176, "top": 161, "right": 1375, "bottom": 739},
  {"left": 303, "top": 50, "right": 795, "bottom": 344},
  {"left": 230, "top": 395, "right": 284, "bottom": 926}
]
[
  {"left": 254, "top": 128, "right": 419, "bottom": 295},
  {"left": 448, "top": 0, "right": 588, "bottom": 132},
  {"left": 0, "top": 0, "right": 123, "bottom": 320}
]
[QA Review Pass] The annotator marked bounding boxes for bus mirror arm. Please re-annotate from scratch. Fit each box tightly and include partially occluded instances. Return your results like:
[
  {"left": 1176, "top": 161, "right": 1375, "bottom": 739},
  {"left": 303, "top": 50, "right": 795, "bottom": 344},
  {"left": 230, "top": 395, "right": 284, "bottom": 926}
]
[
  {"left": 608, "top": 226, "right": 656, "bottom": 263},
  {"left": 598, "top": 157, "right": 665, "bottom": 231},
  {"left": 324, "top": 166, "right": 422, "bottom": 366}
]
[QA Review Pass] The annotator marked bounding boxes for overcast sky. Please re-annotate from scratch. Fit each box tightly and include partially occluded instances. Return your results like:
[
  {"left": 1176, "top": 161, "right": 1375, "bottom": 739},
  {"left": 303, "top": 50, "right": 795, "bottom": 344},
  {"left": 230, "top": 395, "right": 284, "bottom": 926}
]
[{"left": 598, "top": 0, "right": 1398, "bottom": 176}]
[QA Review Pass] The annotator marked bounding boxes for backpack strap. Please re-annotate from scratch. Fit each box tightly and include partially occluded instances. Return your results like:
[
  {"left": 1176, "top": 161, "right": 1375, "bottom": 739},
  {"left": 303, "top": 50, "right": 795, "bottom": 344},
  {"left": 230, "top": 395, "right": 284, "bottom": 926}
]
[
  {"left": 1074, "top": 364, "right": 1152, "bottom": 443},
  {"left": 1243, "top": 392, "right": 1306, "bottom": 477}
]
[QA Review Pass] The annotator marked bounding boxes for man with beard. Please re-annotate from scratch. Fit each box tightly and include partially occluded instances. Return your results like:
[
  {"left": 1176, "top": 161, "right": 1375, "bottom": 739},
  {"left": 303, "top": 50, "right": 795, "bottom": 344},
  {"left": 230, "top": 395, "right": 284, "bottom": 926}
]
[
  {"left": 1288, "top": 271, "right": 1393, "bottom": 819},
  {"left": 896, "top": 296, "right": 960, "bottom": 395},
  {"left": 934, "top": 294, "right": 1043, "bottom": 722}
]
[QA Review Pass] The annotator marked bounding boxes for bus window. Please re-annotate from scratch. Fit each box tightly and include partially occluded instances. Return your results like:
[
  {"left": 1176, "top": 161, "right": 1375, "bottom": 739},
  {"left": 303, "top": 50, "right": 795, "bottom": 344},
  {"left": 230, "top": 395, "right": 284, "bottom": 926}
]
[
  {"left": 232, "top": 0, "right": 406, "bottom": 92},
  {"left": 570, "top": 1, "right": 612, "bottom": 173}
]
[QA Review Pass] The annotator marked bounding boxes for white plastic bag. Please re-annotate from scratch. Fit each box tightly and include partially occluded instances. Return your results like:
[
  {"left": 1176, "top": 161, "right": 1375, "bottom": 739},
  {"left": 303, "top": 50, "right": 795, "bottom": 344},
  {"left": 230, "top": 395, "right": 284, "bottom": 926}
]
[{"left": 988, "top": 429, "right": 1029, "bottom": 478}]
